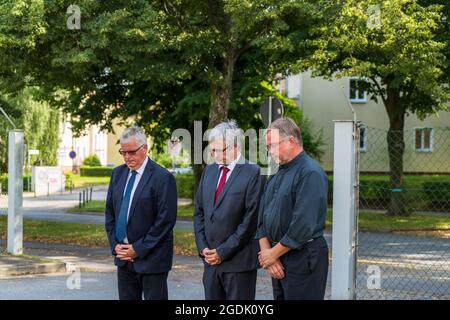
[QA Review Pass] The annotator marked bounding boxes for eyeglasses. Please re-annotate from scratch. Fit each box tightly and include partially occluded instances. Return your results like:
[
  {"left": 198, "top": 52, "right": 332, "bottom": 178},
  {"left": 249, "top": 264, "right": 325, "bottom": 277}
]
[
  {"left": 266, "top": 137, "right": 290, "bottom": 152},
  {"left": 119, "top": 144, "right": 145, "bottom": 156},
  {"left": 210, "top": 146, "right": 228, "bottom": 154}
]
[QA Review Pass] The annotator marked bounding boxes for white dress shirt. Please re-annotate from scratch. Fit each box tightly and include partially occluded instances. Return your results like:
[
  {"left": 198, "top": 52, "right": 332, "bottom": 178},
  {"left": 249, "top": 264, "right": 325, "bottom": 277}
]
[
  {"left": 216, "top": 154, "right": 242, "bottom": 189},
  {"left": 123, "top": 156, "right": 149, "bottom": 243}
]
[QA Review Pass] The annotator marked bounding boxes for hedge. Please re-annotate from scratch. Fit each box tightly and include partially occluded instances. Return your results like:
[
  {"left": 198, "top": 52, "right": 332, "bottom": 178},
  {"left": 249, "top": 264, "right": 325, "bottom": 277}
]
[
  {"left": 0, "top": 174, "right": 32, "bottom": 192},
  {"left": 80, "top": 166, "right": 114, "bottom": 177},
  {"left": 423, "top": 182, "right": 450, "bottom": 212},
  {"left": 327, "top": 175, "right": 449, "bottom": 212},
  {"left": 176, "top": 173, "right": 195, "bottom": 199}
]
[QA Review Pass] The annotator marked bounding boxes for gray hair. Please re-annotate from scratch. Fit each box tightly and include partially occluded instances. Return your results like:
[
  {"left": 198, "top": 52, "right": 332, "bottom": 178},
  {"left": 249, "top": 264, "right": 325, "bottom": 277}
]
[
  {"left": 266, "top": 117, "right": 303, "bottom": 146},
  {"left": 120, "top": 126, "right": 148, "bottom": 145},
  {"left": 208, "top": 119, "right": 242, "bottom": 150}
]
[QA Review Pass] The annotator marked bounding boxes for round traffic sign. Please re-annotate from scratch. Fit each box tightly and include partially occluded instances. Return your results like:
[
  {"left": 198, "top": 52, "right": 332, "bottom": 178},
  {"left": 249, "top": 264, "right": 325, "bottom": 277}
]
[{"left": 261, "top": 96, "right": 284, "bottom": 127}]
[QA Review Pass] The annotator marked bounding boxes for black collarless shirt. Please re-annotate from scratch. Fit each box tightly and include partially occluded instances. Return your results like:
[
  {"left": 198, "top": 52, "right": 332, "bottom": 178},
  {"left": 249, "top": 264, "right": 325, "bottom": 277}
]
[{"left": 256, "top": 151, "right": 328, "bottom": 249}]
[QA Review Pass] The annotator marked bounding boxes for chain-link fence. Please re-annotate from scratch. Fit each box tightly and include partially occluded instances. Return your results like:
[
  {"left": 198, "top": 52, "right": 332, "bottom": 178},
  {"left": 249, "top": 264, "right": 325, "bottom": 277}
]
[{"left": 355, "top": 126, "right": 450, "bottom": 299}]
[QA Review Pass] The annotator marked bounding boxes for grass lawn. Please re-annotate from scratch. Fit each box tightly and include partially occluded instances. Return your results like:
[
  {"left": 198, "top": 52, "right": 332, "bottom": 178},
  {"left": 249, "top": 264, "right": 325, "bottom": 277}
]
[
  {"left": 67, "top": 200, "right": 195, "bottom": 220},
  {"left": 325, "top": 210, "right": 450, "bottom": 235},
  {"left": 68, "top": 200, "right": 449, "bottom": 233},
  {"left": 358, "top": 174, "right": 449, "bottom": 185},
  {"left": 0, "top": 216, "right": 198, "bottom": 256},
  {"left": 68, "top": 175, "right": 111, "bottom": 189},
  {"left": 1, "top": 209, "right": 448, "bottom": 257},
  {"left": 66, "top": 200, "right": 107, "bottom": 214}
]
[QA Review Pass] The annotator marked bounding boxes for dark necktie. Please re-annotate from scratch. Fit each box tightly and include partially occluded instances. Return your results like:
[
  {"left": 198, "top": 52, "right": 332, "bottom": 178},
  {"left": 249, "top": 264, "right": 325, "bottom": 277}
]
[
  {"left": 116, "top": 170, "right": 137, "bottom": 242},
  {"left": 214, "top": 166, "right": 230, "bottom": 204}
]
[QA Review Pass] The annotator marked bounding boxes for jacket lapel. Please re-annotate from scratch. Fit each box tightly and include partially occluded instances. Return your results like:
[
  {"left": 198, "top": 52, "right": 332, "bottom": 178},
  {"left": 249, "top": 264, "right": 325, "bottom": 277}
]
[
  {"left": 127, "top": 159, "right": 154, "bottom": 222},
  {"left": 206, "top": 164, "right": 220, "bottom": 219},
  {"left": 114, "top": 166, "right": 130, "bottom": 218},
  {"left": 213, "top": 163, "right": 243, "bottom": 209}
]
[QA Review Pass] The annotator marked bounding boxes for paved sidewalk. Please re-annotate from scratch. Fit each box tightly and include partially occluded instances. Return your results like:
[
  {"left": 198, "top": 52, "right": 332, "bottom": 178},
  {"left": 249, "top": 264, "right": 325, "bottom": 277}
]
[{"left": 0, "top": 241, "right": 313, "bottom": 299}]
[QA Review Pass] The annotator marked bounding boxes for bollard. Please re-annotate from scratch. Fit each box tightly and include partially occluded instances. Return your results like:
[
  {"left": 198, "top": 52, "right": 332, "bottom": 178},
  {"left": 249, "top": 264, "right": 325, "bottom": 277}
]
[
  {"left": 79, "top": 192, "right": 82, "bottom": 209},
  {"left": 47, "top": 182, "right": 50, "bottom": 197},
  {"left": 82, "top": 190, "right": 85, "bottom": 207},
  {"left": 90, "top": 187, "right": 93, "bottom": 202}
]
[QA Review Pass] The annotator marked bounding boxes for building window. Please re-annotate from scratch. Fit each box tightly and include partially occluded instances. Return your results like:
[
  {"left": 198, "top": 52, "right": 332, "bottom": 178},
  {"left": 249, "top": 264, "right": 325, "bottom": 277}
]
[
  {"left": 359, "top": 126, "right": 367, "bottom": 152},
  {"left": 349, "top": 78, "right": 368, "bottom": 103},
  {"left": 415, "top": 128, "right": 433, "bottom": 152}
]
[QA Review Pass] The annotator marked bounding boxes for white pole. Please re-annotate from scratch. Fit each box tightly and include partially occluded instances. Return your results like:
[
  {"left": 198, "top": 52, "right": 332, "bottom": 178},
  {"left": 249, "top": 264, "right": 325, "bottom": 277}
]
[
  {"left": 7, "top": 130, "right": 24, "bottom": 255},
  {"left": 331, "top": 121, "right": 357, "bottom": 300},
  {"left": 267, "top": 97, "right": 273, "bottom": 177}
]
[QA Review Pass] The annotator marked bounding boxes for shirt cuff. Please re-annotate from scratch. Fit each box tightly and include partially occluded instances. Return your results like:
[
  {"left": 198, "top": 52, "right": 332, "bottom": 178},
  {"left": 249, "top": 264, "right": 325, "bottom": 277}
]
[
  {"left": 280, "top": 234, "right": 302, "bottom": 250},
  {"left": 255, "top": 229, "right": 267, "bottom": 240}
]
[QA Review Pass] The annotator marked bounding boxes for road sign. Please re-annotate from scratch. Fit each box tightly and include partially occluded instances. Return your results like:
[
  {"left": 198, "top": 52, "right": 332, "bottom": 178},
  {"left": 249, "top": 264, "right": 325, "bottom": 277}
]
[
  {"left": 28, "top": 149, "right": 39, "bottom": 155},
  {"left": 261, "top": 96, "right": 284, "bottom": 126},
  {"left": 168, "top": 140, "right": 182, "bottom": 157},
  {"left": 69, "top": 151, "right": 77, "bottom": 159}
]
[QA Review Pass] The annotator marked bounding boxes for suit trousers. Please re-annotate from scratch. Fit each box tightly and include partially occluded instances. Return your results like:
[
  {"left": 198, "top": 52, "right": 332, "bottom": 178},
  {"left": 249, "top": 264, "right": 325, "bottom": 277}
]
[
  {"left": 117, "top": 262, "right": 168, "bottom": 300},
  {"left": 202, "top": 266, "right": 257, "bottom": 300},
  {"left": 272, "top": 236, "right": 329, "bottom": 300}
]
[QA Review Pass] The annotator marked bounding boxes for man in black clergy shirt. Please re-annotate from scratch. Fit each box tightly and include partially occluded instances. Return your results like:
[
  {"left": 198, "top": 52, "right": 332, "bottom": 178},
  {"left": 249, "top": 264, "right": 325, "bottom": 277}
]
[{"left": 256, "top": 117, "right": 329, "bottom": 300}]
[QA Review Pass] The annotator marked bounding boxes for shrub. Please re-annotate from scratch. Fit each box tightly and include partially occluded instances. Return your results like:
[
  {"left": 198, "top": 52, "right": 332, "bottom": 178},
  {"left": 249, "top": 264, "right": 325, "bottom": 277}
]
[
  {"left": 82, "top": 155, "right": 102, "bottom": 167},
  {"left": 0, "top": 174, "right": 32, "bottom": 192},
  {"left": 80, "top": 166, "right": 113, "bottom": 177},
  {"left": 423, "top": 182, "right": 450, "bottom": 212},
  {"left": 176, "top": 173, "right": 194, "bottom": 200}
]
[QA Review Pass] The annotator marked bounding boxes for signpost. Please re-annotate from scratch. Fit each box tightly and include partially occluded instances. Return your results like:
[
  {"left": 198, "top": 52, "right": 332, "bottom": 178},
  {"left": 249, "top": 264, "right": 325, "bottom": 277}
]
[
  {"left": 260, "top": 96, "right": 284, "bottom": 176},
  {"left": 69, "top": 150, "right": 77, "bottom": 174},
  {"left": 260, "top": 96, "right": 284, "bottom": 127},
  {"left": 168, "top": 139, "right": 182, "bottom": 173},
  {"left": 28, "top": 149, "right": 39, "bottom": 192}
]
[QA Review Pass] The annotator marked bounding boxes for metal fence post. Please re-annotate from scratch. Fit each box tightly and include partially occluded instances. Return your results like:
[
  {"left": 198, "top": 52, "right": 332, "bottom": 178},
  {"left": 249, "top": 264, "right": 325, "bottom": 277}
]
[
  {"left": 331, "top": 121, "right": 358, "bottom": 300},
  {"left": 7, "top": 130, "right": 24, "bottom": 255}
]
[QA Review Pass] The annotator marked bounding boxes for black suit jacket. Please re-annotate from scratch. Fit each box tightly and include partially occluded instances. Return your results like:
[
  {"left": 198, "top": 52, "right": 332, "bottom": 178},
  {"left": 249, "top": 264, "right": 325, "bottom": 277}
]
[
  {"left": 194, "top": 158, "right": 265, "bottom": 272},
  {"left": 105, "top": 158, "right": 177, "bottom": 274}
]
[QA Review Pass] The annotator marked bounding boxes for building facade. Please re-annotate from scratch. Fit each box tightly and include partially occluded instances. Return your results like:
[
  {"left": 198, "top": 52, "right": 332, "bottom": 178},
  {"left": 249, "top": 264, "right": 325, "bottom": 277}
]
[{"left": 281, "top": 71, "right": 450, "bottom": 173}]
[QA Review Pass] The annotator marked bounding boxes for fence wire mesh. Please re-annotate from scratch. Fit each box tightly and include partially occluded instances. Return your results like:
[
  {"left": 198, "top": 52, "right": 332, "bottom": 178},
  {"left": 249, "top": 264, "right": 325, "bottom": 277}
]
[{"left": 356, "top": 126, "right": 450, "bottom": 300}]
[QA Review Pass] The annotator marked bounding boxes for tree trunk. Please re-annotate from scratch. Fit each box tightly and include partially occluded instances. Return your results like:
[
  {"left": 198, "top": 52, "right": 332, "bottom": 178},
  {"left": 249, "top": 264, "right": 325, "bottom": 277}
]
[
  {"left": 208, "top": 52, "right": 235, "bottom": 128},
  {"left": 384, "top": 88, "right": 409, "bottom": 216}
]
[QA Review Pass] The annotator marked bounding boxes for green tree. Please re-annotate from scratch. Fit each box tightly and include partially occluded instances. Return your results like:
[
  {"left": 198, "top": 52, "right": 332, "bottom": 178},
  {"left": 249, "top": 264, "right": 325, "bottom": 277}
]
[
  {"left": 0, "top": 0, "right": 328, "bottom": 191},
  {"left": 307, "top": 0, "right": 449, "bottom": 215},
  {"left": 0, "top": 88, "right": 60, "bottom": 172}
]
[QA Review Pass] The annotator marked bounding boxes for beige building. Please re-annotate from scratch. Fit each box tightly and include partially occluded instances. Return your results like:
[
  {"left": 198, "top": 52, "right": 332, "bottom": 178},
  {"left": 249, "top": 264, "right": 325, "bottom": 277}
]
[
  {"left": 281, "top": 71, "right": 450, "bottom": 173},
  {"left": 57, "top": 117, "right": 127, "bottom": 172}
]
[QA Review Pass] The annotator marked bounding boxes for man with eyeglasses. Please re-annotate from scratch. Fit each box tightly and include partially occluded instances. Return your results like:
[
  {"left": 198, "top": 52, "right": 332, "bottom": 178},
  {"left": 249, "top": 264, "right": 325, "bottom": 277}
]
[
  {"left": 256, "top": 117, "right": 329, "bottom": 300},
  {"left": 194, "top": 120, "right": 265, "bottom": 300},
  {"left": 105, "top": 126, "right": 177, "bottom": 300}
]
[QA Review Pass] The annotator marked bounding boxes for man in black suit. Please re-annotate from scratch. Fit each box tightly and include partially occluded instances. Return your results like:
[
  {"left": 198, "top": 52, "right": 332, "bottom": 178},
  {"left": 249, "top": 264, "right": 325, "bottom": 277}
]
[
  {"left": 194, "top": 120, "right": 264, "bottom": 300},
  {"left": 105, "top": 126, "right": 177, "bottom": 300}
]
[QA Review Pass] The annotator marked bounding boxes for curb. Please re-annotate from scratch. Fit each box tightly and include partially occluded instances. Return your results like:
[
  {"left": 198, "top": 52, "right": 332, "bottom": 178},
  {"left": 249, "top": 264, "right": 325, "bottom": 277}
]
[{"left": 0, "top": 261, "right": 67, "bottom": 278}]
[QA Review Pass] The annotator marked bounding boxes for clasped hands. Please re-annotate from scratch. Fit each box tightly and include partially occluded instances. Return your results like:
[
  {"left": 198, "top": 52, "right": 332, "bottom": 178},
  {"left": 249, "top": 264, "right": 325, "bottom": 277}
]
[
  {"left": 202, "top": 248, "right": 222, "bottom": 266},
  {"left": 258, "top": 245, "right": 287, "bottom": 280},
  {"left": 115, "top": 244, "right": 138, "bottom": 262}
]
